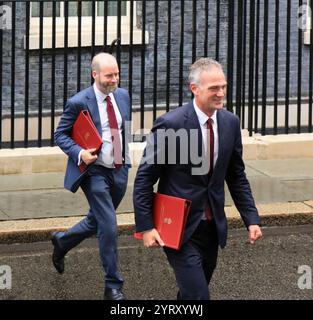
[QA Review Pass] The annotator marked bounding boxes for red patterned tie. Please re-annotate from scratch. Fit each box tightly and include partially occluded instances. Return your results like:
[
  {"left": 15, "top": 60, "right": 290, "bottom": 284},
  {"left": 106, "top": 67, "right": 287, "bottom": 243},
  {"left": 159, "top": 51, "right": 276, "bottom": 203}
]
[
  {"left": 106, "top": 95, "right": 123, "bottom": 170},
  {"left": 205, "top": 117, "right": 214, "bottom": 220},
  {"left": 205, "top": 202, "right": 213, "bottom": 221}
]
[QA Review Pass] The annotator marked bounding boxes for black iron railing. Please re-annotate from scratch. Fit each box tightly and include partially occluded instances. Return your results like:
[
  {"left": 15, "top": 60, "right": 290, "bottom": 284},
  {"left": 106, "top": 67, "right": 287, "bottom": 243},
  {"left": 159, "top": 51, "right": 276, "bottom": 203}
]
[{"left": 0, "top": 0, "right": 312, "bottom": 149}]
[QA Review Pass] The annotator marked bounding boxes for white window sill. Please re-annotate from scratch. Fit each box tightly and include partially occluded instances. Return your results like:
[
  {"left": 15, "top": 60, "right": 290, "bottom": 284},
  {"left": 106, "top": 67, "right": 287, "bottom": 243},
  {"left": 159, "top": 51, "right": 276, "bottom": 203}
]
[
  {"left": 25, "top": 28, "right": 148, "bottom": 50},
  {"left": 304, "top": 30, "right": 311, "bottom": 45}
]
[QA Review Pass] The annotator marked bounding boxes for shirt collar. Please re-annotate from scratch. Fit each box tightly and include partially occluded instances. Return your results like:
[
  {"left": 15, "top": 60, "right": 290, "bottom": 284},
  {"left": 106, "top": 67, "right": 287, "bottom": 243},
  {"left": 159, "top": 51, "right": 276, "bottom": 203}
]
[{"left": 193, "top": 99, "right": 217, "bottom": 126}]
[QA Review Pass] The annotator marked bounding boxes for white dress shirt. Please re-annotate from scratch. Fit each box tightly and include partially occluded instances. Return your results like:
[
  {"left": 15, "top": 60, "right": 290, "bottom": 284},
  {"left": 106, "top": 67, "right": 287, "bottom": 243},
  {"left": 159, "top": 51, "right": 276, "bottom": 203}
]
[
  {"left": 193, "top": 100, "right": 219, "bottom": 168},
  {"left": 78, "top": 84, "right": 123, "bottom": 169}
]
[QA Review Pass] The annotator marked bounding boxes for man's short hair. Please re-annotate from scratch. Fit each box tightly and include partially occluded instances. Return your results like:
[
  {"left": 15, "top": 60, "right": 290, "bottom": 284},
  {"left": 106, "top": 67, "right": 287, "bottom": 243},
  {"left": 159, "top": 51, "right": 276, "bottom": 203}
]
[
  {"left": 91, "top": 52, "right": 117, "bottom": 72},
  {"left": 188, "top": 58, "right": 224, "bottom": 85}
]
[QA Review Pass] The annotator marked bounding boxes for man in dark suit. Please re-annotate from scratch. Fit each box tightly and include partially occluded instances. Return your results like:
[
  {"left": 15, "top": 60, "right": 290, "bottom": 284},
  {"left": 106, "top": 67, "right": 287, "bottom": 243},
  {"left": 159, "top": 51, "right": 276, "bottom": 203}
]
[
  {"left": 53, "top": 53, "right": 131, "bottom": 300},
  {"left": 133, "top": 57, "right": 262, "bottom": 300}
]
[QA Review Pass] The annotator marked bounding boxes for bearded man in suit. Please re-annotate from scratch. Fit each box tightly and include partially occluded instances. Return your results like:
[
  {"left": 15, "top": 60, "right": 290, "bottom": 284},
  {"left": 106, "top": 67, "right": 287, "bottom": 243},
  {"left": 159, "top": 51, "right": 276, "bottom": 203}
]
[{"left": 53, "top": 53, "right": 131, "bottom": 300}]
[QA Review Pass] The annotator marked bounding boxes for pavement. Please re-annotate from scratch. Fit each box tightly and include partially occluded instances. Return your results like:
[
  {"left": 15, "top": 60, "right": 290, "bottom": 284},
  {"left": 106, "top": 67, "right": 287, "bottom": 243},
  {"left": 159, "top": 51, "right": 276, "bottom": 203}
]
[{"left": 0, "top": 157, "right": 313, "bottom": 244}]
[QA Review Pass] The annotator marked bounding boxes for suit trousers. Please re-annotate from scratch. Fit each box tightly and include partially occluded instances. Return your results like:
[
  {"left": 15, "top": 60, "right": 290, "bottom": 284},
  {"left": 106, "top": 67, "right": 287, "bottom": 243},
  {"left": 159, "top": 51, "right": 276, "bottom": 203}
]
[
  {"left": 164, "top": 219, "right": 219, "bottom": 300},
  {"left": 55, "top": 165, "right": 128, "bottom": 289}
]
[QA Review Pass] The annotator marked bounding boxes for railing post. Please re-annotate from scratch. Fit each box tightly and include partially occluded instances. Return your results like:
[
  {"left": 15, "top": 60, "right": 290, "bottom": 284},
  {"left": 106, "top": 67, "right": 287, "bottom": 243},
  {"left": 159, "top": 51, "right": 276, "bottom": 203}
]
[
  {"left": 248, "top": 0, "right": 255, "bottom": 136},
  {"left": 10, "top": 0, "right": 16, "bottom": 148},
  {"left": 0, "top": 1, "right": 2, "bottom": 149},
  {"left": 261, "top": 0, "right": 269, "bottom": 136},
  {"left": 227, "top": 0, "right": 234, "bottom": 113},
  {"left": 24, "top": 1, "right": 30, "bottom": 148}
]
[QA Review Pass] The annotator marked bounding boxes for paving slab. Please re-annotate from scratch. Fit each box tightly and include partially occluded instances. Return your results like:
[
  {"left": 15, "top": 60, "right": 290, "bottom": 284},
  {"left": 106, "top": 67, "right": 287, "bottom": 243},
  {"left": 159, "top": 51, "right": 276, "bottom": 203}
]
[
  {"left": 0, "top": 210, "right": 9, "bottom": 220},
  {"left": 281, "top": 180, "right": 313, "bottom": 200},
  {"left": 0, "top": 168, "right": 138, "bottom": 192},
  {"left": 0, "top": 186, "right": 134, "bottom": 220},
  {"left": 0, "top": 189, "right": 88, "bottom": 220},
  {"left": 0, "top": 172, "right": 63, "bottom": 192},
  {"left": 244, "top": 164, "right": 267, "bottom": 177},
  {"left": 246, "top": 158, "right": 313, "bottom": 178},
  {"left": 250, "top": 177, "right": 312, "bottom": 203},
  {"left": 224, "top": 177, "right": 309, "bottom": 205}
]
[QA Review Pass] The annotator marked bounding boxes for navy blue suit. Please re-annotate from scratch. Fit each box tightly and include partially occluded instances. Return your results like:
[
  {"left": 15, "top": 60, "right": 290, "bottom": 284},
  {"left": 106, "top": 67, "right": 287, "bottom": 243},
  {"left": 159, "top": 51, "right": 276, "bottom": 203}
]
[
  {"left": 54, "top": 86, "right": 130, "bottom": 289},
  {"left": 133, "top": 102, "right": 260, "bottom": 299}
]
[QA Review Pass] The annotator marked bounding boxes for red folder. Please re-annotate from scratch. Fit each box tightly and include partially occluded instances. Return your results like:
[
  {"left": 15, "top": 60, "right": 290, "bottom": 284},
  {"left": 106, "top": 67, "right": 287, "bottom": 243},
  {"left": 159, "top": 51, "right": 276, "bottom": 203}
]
[
  {"left": 71, "top": 110, "right": 103, "bottom": 172},
  {"left": 134, "top": 193, "right": 192, "bottom": 250}
]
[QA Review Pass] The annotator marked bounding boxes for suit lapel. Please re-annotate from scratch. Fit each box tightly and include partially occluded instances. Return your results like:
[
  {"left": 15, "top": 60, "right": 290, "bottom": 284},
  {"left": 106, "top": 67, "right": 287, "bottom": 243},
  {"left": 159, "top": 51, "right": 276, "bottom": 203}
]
[
  {"left": 184, "top": 102, "right": 208, "bottom": 185},
  {"left": 184, "top": 102, "right": 203, "bottom": 158},
  {"left": 113, "top": 89, "right": 128, "bottom": 124},
  {"left": 85, "top": 87, "right": 102, "bottom": 136},
  {"left": 209, "top": 109, "right": 229, "bottom": 185}
]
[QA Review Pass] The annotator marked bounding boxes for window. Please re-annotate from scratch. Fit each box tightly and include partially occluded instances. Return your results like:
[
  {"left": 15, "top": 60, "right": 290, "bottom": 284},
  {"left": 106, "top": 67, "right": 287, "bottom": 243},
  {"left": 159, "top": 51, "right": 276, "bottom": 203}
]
[
  {"left": 304, "top": 0, "right": 312, "bottom": 45},
  {"left": 26, "top": 1, "right": 147, "bottom": 49},
  {"left": 31, "top": 2, "right": 127, "bottom": 18}
]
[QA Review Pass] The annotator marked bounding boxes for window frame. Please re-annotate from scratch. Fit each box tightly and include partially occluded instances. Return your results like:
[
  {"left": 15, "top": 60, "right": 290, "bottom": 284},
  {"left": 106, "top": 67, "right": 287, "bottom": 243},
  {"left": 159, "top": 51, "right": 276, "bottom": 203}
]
[
  {"left": 26, "top": 1, "right": 147, "bottom": 50},
  {"left": 304, "top": 0, "right": 312, "bottom": 45}
]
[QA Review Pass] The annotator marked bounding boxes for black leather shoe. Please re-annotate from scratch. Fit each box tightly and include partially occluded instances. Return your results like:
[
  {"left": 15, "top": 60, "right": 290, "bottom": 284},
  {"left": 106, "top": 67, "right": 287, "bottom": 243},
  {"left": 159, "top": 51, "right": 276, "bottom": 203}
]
[
  {"left": 51, "top": 232, "right": 65, "bottom": 274},
  {"left": 104, "top": 288, "right": 126, "bottom": 300}
]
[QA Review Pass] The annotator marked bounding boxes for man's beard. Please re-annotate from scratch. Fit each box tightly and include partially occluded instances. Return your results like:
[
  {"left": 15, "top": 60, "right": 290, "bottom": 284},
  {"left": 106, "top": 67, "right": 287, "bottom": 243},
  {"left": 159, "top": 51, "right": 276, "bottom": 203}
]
[{"left": 101, "top": 82, "right": 118, "bottom": 95}]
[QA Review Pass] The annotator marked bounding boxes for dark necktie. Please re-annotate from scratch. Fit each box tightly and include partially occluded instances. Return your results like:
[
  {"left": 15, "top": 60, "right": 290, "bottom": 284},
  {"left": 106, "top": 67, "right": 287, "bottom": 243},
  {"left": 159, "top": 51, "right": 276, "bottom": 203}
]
[
  {"left": 205, "top": 117, "right": 214, "bottom": 220},
  {"left": 105, "top": 95, "right": 123, "bottom": 170}
]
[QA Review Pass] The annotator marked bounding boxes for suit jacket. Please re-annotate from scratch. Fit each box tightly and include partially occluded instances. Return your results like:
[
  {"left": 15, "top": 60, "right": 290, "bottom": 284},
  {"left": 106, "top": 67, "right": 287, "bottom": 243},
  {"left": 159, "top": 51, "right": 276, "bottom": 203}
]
[
  {"left": 54, "top": 86, "right": 131, "bottom": 193},
  {"left": 133, "top": 102, "right": 260, "bottom": 248}
]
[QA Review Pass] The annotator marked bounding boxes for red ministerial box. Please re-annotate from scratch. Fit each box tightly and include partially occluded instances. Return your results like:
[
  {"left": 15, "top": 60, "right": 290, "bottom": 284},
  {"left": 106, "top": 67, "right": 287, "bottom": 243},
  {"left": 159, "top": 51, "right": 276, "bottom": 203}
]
[
  {"left": 134, "top": 193, "right": 192, "bottom": 250},
  {"left": 71, "top": 110, "right": 103, "bottom": 172}
]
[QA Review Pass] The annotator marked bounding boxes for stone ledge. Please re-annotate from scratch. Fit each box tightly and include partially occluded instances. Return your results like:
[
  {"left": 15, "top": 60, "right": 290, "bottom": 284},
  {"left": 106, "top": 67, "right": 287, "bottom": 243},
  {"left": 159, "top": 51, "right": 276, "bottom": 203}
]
[
  {"left": 0, "top": 147, "right": 66, "bottom": 174},
  {"left": 225, "top": 201, "right": 313, "bottom": 217},
  {"left": 252, "top": 133, "right": 313, "bottom": 160},
  {"left": 226, "top": 201, "right": 313, "bottom": 228},
  {"left": 1, "top": 133, "right": 313, "bottom": 174},
  {"left": 0, "top": 202, "right": 312, "bottom": 244}
]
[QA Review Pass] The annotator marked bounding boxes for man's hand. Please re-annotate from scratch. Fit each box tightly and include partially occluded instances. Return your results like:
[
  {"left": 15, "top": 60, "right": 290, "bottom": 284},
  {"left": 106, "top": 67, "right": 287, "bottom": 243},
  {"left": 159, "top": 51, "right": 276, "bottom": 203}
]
[
  {"left": 81, "top": 148, "right": 98, "bottom": 165},
  {"left": 142, "top": 228, "right": 165, "bottom": 248},
  {"left": 248, "top": 225, "right": 262, "bottom": 244}
]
